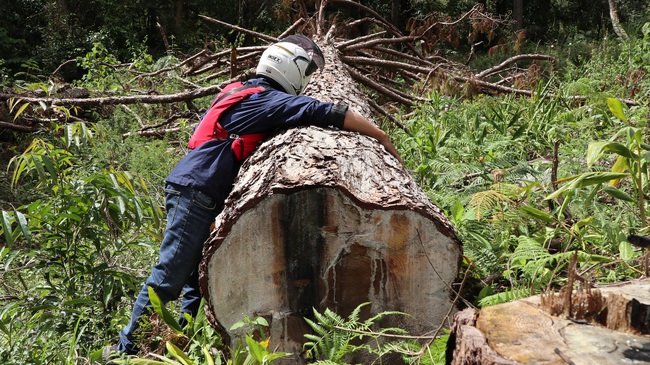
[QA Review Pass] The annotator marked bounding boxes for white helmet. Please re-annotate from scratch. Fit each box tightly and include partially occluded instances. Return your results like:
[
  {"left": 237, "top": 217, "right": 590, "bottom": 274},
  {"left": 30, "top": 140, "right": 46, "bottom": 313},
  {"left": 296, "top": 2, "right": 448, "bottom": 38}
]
[{"left": 256, "top": 35, "right": 325, "bottom": 95}]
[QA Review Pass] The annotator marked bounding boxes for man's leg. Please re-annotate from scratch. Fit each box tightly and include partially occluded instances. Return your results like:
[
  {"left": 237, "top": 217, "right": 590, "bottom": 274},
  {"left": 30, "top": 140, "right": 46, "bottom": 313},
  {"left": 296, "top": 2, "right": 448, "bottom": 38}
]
[
  {"left": 116, "top": 183, "right": 221, "bottom": 354},
  {"left": 178, "top": 270, "right": 202, "bottom": 328}
]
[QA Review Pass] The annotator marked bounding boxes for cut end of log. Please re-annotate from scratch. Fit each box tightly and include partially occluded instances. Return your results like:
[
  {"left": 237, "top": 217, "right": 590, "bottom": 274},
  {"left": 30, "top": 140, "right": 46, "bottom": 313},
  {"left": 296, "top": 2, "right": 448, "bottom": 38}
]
[{"left": 200, "top": 187, "right": 461, "bottom": 354}]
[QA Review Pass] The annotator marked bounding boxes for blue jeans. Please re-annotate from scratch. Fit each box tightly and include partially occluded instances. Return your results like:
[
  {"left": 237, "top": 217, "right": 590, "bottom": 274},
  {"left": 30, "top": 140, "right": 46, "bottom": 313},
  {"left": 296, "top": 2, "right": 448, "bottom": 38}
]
[{"left": 118, "top": 183, "right": 223, "bottom": 354}]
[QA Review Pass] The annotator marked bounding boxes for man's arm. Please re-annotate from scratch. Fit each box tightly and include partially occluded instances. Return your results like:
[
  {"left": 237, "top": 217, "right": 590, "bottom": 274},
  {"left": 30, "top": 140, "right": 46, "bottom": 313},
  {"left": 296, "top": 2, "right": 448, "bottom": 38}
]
[{"left": 342, "top": 110, "right": 403, "bottom": 165}]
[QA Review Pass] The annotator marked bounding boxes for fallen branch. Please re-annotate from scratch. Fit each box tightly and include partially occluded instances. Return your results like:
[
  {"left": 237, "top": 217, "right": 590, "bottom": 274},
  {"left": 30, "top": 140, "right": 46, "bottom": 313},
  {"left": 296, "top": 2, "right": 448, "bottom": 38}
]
[
  {"left": 0, "top": 82, "right": 227, "bottom": 108},
  {"left": 198, "top": 15, "right": 278, "bottom": 43},
  {"left": 345, "top": 65, "right": 414, "bottom": 106},
  {"left": 0, "top": 121, "right": 41, "bottom": 132},
  {"left": 475, "top": 54, "right": 554, "bottom": 79}
]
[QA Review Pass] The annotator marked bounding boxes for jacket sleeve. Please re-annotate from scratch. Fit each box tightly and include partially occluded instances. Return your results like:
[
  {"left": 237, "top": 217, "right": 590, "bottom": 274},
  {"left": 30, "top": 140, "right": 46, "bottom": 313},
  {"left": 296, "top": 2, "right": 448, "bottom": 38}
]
[{"left": 256, "top": 91, "right": 347, "bottom": 130}]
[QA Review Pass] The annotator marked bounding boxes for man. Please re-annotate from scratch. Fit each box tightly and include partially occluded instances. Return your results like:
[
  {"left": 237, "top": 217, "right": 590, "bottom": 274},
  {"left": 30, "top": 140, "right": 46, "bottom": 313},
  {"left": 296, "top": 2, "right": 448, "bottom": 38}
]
[{"left": 104, "top": 34, "right": 401, "bottom": 360}]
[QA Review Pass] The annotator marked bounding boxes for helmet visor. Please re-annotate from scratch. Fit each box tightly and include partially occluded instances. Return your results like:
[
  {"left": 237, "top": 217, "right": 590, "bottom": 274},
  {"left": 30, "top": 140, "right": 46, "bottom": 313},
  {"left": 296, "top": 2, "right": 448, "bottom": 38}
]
[{"left": 281, "top": 35, "right": 325, "bottom": 71}]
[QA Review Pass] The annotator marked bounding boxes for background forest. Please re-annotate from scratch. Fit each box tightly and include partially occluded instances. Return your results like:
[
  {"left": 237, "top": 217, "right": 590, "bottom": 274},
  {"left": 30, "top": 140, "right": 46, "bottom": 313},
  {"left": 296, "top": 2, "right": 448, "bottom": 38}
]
[{"left": 1, "top": 0, "right": 650, "bottom": 364}]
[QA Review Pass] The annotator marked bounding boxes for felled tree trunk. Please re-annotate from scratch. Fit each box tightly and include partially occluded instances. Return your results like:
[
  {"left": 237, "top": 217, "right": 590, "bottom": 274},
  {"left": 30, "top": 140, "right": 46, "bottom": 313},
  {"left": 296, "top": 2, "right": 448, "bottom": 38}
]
[
  {"left": 198, "top": 38, "right": 462, "bottom": 362},
  {"left": 447, "top": 278, "right": 650, "bottom": 365}
]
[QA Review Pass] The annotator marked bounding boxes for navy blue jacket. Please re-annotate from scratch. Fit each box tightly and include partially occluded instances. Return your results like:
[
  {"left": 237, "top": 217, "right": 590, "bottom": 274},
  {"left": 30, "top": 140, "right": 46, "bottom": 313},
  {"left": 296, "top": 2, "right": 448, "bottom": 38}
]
[{"left": 166, "top": 78, "right": 346, "bottom": 202}]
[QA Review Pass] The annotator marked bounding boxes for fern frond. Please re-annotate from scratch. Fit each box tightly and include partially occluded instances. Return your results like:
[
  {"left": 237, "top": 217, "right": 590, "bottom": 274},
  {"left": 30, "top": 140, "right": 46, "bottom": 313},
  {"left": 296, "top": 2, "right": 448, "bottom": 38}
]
[
  {"left": 469, "top": 189, "right": 514, "bottom": 220},
  {"left": 478, "top": 287, "right": 531, "bottom": 307}
]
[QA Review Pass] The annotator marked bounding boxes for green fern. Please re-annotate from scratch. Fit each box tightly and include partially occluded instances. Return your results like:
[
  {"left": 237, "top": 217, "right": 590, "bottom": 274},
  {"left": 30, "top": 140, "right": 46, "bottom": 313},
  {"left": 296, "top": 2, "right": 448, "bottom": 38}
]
[
  {"left": 303, "top": 303, "right": 408, "bottom": 364},
  {"left": 478, "top": 287, "right": 532, "bottom": 307}
]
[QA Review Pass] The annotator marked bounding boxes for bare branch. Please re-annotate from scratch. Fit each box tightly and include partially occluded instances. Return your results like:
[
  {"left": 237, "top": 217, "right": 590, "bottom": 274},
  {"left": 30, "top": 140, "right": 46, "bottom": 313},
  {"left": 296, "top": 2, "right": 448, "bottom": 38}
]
[
  {"left": 475, "top": 54, "right": 554, "bottom": 79},
  {"left": 342, "top": 36, "right": 419, "bottom": 52},
  {"left": 0, "top": 121, "right": 41, "bottom": 132},
  {"left": 341, "top": 55, "right": 432, "bottom": 74},
  {"left": 367, "top": 98, "right": 407, "bottom": 131},
  {"left": 336, "top": 31, "right": 387, "bottom": 49},
  {"left": 344, "top": 65, "right": 414, "bottom": 106},
  {"left": 198, "top": 15, "right": 279, "bottom": 43}
]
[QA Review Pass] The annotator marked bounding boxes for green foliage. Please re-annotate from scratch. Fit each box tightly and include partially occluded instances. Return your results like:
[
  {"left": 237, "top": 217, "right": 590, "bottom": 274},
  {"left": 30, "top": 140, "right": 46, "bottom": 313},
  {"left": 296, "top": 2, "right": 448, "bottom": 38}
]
[
  {"left": 392, "top": 33, "right": 650, "bottom": 309},
  {"left": 0, "top": 122, "right": 163, "bottom": 364},
  {"left": 303, "top": 303, "right": 415, "bottom": 364},
  {"left": 3, "top": 12, "right": 650, "bottom": 365},
  {"left": 124, "top": 290, "right": 289, "bottom": 365}
]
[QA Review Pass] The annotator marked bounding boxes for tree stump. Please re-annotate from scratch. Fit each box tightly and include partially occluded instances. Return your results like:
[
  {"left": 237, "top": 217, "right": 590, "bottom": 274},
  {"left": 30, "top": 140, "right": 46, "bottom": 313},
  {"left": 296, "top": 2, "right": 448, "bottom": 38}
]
[{"left": 447, "top": 278, "right": 650, "bottom": 364}]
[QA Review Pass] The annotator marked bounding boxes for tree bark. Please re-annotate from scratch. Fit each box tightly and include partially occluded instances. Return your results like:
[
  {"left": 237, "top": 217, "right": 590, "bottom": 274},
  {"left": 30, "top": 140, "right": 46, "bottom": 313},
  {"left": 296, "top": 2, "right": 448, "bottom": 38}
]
[
  {"left": 607, "top": 0, "right": 628, "bottom": 40},
  {"left": 198, "top": 38, "right": 463, "bottom": 362},
  {"left": 447, "top": 278, "right": 650, "bottom": 364}
]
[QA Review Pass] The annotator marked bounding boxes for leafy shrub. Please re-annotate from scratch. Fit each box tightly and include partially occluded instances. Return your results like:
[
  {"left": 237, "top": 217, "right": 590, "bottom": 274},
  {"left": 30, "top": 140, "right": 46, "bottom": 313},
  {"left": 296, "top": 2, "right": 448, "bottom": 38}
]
[{"left": 0, "top": 122, "right": 163, "bottom": 364}]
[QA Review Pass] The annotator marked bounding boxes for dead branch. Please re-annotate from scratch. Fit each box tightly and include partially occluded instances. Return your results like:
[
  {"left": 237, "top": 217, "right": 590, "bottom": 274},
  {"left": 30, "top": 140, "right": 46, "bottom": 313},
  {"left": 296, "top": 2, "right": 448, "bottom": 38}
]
[
  {"left": 330, "top": 0, "right": 401, "bottom": 38},
  {"left": 122, "top": 127, "right": 182, "bottom": 139},
  {"left": 341, "top": 55, "right": 432, "bottom": 75},
  {"left": 345, "top": 65, "right": 414, "bottom": 106},
  {"left": 342, "top": 36, "right": 420, "bottom": 52},
  {"left": 419, "top": 4, "right": 483, "bottom": 38},
  {"left": 371, "top": 45, "right": 438, "bottom": 67},
  {"left": 475, "top": 54, "right": 554, "bottom": 79},
  {"left": 278, "top": 18, "right": 307, "bottom": 39},
  {"left": 0, "top": 82, "right": 228, "bottom": 108},
  {"left": 336, "top": 31, "right": 387, "bottom": 49},
  {"left": 330, "top": 0, "right": 425, "bottom": 58},
  {"left": 198, "top": 15, "right": 278, "bottom": 43},
  {"left": 367, "top": 98, "right": 407, "bottom": 131},
  {"left": 0, "top": 121, "right": 41, "bottom": 132},
  {"left": 51, "top": 59, "right": 77, "bottom": 79},
  {"left": 184, "top": 46, "right": 265, "bottom": 76}
]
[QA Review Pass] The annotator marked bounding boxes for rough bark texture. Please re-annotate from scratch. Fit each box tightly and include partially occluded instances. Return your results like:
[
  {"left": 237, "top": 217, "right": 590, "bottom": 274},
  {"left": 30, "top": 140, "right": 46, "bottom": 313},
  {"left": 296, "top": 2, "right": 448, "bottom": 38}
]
[
  {"left": 447, "top": 278, "right": 650, "bottom": 365},
  {"left": 198, "top": 39, "right": 462, "bottom": 362}
]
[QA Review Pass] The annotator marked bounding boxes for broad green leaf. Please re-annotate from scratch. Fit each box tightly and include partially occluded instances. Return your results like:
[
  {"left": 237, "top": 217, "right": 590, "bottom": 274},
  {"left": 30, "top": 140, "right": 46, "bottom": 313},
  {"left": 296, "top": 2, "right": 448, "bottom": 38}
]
[
  {"left": 520, "top": 205, "right": 556, "bottom": 223},
  {"left": 607, "top": 98, "right": 628, "bottom": 122},
  {"left": 64, "top": 124, "right": 74, "bottom": 147},
  {"left": 230, "top": 320, "right": 246, "bottom": 331},
  {"left": 1, "top": 211, "right": 13, "bottom": 246},
  {"left": 31, "top": 155, "right": 47, "bottom": 181},
  {"left": 3, "top": 249, "right": 19, "bottom": 270},
  {"left": 148, "top": 286, "right": 183, "bottom": 334},
  {"left": 450, "top": 200, "right": 464, "bottom": 224},
  {"left": 587, "top": 141, "right": 635, "bottom": 167},
  {"left": 602, "top": 185, "right": 635, "bottom": 202},
  {"left": 0, "top": 318, "right": 9, "bottom": 336},
  {"left": 252, "top": 316, "right": 269, "bottom": 327},
  {"left": 546, "top": 172, "right": 629, "bottom": 200},
  {"left": 263, "top": 352, "right": 292, "bottom": 361},
  {"left": 245, "top": 335, "right": 265, "bottom": 362},
  {"left": 63, "top": 298, "right": 99, "bottom": 306},
  {"left": 604, "top": 142, "right": 636, "bottom": 159},
  {"left": 202, "top": 346, "right": 216, "bottom": 365},
  {"left": 103, "top": 280, "right": 115, "bottom": 307},
  {"left": 580, "top": 172, "right": 630, "bottom": 186},
  {"left": 13, "top": 102, "right": 30, "bottom": 121},
  {"left": 166, "top": 342, "right": 195, "bottom": 365},
  {"left": 41, "top": 154, "right": 58, "bottom": 178},
  {"left": 15, "top": 211, "right": 31, "bottom": 243},
  {"left": 619, "top": 240, "right": 635, "bottom": 261}
]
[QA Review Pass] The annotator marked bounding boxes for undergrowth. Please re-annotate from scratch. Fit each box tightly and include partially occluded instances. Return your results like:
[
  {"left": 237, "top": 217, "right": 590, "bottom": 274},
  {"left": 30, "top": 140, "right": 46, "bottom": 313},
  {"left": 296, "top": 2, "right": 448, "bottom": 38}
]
[{"left": 1, "top": 24, "right": 649, "bottom": 365}]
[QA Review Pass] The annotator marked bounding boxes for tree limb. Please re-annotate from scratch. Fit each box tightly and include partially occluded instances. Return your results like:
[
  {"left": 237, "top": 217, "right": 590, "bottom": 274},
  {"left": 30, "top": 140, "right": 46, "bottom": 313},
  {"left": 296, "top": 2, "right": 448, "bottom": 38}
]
[
  {"left": 475, "top": 54, "right": 554, "bottom": 79},
  {"left": 198, "top": 15, "right": 279, "bottom": 43},
  {"left": 345, "top": 65, "right": 414, "bottom": 106}
]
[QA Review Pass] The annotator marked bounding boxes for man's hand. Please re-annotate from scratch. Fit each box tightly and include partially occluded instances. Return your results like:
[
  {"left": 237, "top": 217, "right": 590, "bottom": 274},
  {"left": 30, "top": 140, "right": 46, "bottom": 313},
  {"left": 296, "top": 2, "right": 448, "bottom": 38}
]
[{"left": 342, "top": 110, "right": 403, "bottom": 165}]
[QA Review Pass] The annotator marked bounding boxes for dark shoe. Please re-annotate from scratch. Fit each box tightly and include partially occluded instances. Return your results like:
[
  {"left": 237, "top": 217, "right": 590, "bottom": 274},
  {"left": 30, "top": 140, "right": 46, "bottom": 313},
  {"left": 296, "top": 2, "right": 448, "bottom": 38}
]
[{"left": 101, "top": 344, "right": 120, "bottom": 364}]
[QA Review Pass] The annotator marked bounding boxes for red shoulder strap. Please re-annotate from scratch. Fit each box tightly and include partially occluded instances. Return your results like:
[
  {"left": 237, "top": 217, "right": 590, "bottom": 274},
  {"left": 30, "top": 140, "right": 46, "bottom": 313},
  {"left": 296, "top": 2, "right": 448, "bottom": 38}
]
[{"left": 188, "top": 83, "right": 265, "bottom": 149}]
